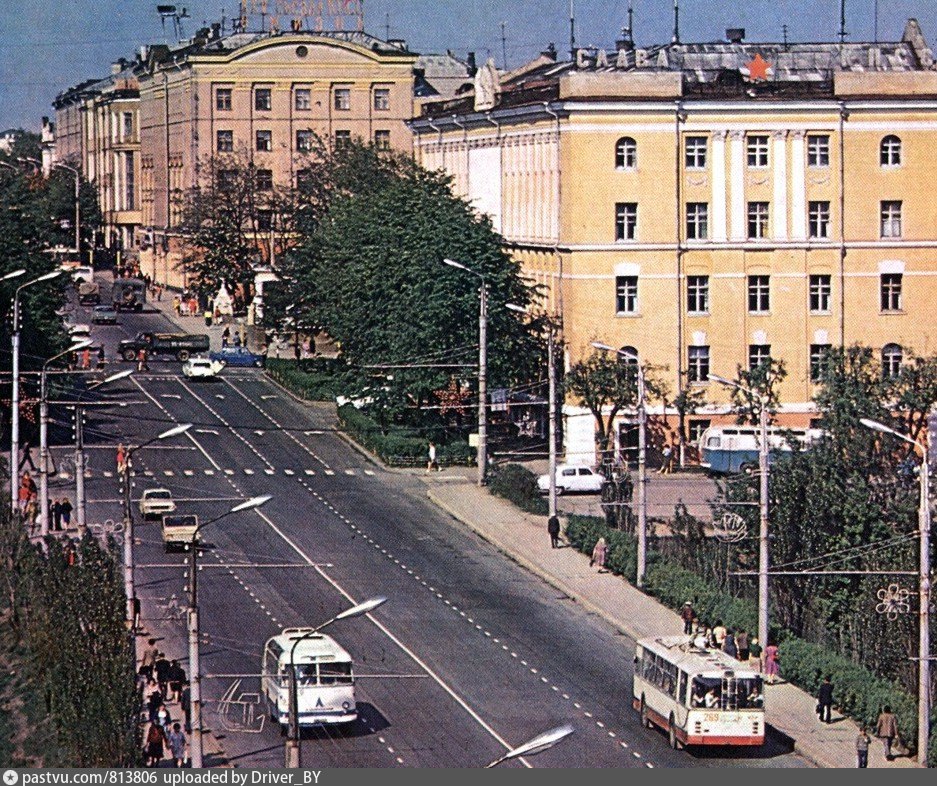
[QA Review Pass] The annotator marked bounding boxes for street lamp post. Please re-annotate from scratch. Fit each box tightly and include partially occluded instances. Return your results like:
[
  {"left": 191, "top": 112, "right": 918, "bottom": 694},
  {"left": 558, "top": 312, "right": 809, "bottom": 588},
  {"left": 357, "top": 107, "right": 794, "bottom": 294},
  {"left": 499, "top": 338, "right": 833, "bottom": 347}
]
[
  {"left": 122, "top": 423, "right": 193, "bottom": 627},
  {"left": 185, "top": 495, "right": 272, "bottom": 769},
  {"left": 39, "top": 338, "right": 92, "bottom": 535},
  {"left": 860, "top": 417, "right": 931, "bottom": 766},
  {"left": 485, "top": 723, "right": 574, "bottom": 768},
  {"left": 710, "top": 374, "right": 770, "bottom": 653},
  {"left": 592, "top": 342, "right": 647, "bottom": 588},
  {"left": 285, "top": 596, "right": 388, "bottom": 768},
  {"left": 9, "top": 269, "right": 60, "bottom": 519},
  {"left": 443, "top": 259, "right": 487, "bottom": 486}
]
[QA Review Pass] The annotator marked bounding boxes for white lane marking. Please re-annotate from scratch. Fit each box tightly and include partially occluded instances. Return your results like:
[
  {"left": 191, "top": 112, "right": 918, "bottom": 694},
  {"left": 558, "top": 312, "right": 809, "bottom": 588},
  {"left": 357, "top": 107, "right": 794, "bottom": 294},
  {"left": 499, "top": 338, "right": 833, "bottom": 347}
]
[
  {"left": 224, "top": 469, "right": 234, "bottom": 475},
  {"left": 196, "top": 429, "right": 219, "bottom": 436},
  {"left": 344, "top": 469, "right": 355, "bottom": 476},
  {"left": 244, "top": 469, "right": 255, "bottom": 475},
  {"left": 304, "top": 470, "right": 316, "bottom": 476},
  {"left": 184, "top": 470, "right": 194, "bottom": 477},
  {"left": 264, "top": 468, "right": 275, "bottom": 475},
  {"left": 364, "top": 469, "right": 375, "bottom": 476},
  {"left": 164, "top": 470, "right": 174, "bottom": 477},
  {"left": 284, "top": 469, "right": 295, "bottom": 476},
  {"left": 215, "top": 395, "right": 225, "bottom": 400},
  {"left": 324, "top": 470, "right": 335, "bottom": 476},
  {"left": 204, "top": 470, "right": 215, "bottom": 476},
  {"left": 304, "top": 431, "right": 324, "bottom": 436},
  {"left": 160, "top": 394, "right": 182, "bottom": 400},
  {"left": 254, "top": 430, "right": 265, "bottom": 436},
  {"left": 104, "top": 471, "right": 114, "bottom": 478},
  {"left": 260, "top": 395, "right": 277, "bottom": 401}
]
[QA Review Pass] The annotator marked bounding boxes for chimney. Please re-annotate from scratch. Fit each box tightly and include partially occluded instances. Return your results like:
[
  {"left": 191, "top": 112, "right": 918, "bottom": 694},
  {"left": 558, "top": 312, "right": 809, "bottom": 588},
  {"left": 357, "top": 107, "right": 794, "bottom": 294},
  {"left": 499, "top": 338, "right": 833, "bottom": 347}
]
[
  {"left": 541, "top": 42, "right": 558, "bottom": 61},
  {"left": 111, "top": 60, "right": 124, "bottom": 75},
  {"left": 467, "top": 51, "right": 477, "bottom": 76},
  {"left": 726, "top": 28, "right": 745, "bottom": 43}
]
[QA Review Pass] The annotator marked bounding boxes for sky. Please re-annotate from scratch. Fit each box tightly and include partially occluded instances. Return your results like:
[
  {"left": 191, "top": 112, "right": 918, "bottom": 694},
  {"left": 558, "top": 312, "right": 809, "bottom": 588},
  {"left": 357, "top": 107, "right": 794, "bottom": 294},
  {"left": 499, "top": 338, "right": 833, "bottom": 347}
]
[{"left": 1, "top": 0, "right": 936, "bottom": 130}]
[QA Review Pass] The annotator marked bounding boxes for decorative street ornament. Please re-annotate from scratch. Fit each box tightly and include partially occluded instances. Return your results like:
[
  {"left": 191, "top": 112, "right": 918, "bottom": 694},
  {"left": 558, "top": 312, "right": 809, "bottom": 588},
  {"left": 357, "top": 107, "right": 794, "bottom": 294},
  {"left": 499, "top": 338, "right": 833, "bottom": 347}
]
[
  {"left": 876, "top": 583, "right": 911, "bottom": 621},
  {"left": 436, "top": 378, "right": 470, "bottom": 417},
  {"left": 740, "top": 53, "right": 773, "bottom": 82},
  {"left": 714, "top": 512, "right": 748, "bottom": 543}
]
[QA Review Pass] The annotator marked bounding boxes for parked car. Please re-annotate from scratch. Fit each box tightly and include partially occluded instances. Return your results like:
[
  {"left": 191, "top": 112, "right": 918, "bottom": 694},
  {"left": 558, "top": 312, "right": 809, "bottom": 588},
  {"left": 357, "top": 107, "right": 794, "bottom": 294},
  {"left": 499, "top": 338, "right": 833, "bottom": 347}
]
[
  {"left": 182, "top": 356, "right": 225, "bottom": 379},
  {"left": 139, "top": 488, "right": 176, "bottom": 520},
  {"left": 118, "top": 332, "right": 210, "bottom": 362},
  {"left": 537, "top": 464, "right": 606, "bottom": 495},
  {"left": 91, "top": 305, "right": 119, "bottom": 324},
  {"left": 67, "top": 322, "right": 91, "bottom": 337},
  {"left": 209, "top": 346, "right": 265, "bottom": 368},
  {"left": 71, "top": 266, "right": 94, "bottom": 284},
  {"left": 162, "top": 514, "right": 199, "bottom": 552},
  {"left": 78, "top": 281, "right": 101, "bottom": 305}
]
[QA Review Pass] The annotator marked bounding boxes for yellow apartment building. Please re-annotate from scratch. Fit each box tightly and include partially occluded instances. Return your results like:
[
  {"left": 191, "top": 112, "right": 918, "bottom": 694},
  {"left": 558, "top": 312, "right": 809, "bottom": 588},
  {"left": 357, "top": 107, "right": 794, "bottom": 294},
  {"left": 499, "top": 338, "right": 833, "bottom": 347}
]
[{"left": 411, "top": 20, "right": 937, "bottom": 466}]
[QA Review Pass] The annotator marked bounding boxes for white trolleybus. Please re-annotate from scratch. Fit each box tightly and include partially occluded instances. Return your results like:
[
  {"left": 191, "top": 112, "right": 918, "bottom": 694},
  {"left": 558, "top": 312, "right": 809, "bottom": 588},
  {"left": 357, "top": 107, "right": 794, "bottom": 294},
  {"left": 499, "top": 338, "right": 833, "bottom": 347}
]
[
  {"left": 262, "top": 628, "right": 358, "bottom": 730},
  {"left": 633, "top": 636, "right": 765, "bottom": 749}
]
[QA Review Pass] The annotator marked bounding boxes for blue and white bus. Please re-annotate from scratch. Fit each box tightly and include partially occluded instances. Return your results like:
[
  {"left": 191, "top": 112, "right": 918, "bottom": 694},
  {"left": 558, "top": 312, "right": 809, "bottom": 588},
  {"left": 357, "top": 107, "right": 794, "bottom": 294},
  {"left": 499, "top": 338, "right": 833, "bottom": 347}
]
[{"left": 698, "top": 425, "right": 824, "bottom": 474}]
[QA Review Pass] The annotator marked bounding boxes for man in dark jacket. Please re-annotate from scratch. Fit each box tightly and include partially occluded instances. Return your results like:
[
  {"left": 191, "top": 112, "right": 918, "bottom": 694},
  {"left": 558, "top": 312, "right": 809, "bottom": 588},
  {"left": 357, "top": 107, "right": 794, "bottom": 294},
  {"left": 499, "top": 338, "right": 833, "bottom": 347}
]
[
  {"left": 817, "top": 675, "right": 834, "bottom": 723},
  {"left": 154, "top": 653, "right": 171, "bottom": 699}
]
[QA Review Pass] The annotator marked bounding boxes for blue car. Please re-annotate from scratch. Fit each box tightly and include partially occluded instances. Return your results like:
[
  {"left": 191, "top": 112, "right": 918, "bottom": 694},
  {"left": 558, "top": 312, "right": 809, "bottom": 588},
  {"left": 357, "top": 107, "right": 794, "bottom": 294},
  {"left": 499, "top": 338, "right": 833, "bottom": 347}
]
[{"left": 209, "top": 346, "right": 266, "bottom": 368}]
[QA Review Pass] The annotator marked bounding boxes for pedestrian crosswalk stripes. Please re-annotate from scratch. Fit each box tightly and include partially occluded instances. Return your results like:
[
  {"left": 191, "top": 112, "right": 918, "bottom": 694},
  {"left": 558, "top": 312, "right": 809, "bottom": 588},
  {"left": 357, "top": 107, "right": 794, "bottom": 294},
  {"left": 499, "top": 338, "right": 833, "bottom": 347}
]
[{"left": 53, "top": 466, "right": 376, "bottom": 480}]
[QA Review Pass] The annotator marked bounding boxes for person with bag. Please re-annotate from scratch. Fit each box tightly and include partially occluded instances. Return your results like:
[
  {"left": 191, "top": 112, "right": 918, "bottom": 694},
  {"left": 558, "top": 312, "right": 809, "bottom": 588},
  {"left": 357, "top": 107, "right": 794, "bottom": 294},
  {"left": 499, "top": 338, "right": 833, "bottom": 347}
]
[
  {"left": 876, "top": 705, "right": 900, "bottom": 761},
  {"left": 816, "top": 675, "right": 834, "bottom": 723},
  {"left": 547, "top": 515, "right": 561, "bottom": 549}
]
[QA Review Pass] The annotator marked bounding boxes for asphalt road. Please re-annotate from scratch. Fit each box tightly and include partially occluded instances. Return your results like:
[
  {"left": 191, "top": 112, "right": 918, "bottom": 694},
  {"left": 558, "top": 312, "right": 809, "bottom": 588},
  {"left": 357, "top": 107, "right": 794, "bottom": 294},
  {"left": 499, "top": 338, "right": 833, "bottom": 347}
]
[{"left": 48, "top": 278, "right": 808, "bottom": 769}]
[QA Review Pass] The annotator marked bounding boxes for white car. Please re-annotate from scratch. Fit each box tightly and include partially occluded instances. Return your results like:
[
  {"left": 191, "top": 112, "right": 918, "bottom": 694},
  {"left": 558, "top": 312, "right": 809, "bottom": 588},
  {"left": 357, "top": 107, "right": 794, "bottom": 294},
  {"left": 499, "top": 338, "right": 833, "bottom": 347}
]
[
  {"left": 537, "top": 465, "right": 606, "bottom": 495},
  {"left": 139, "top": 488, "right": 176, "bottom": 519},
  {"left": 71, "top": 266, "right": 94, "bottom": 284},
  {"left": 182, "top": 357, "right": 225, "bottom": 379},
  {"left": 162, "top": 514, "right": 200, "bottom": 552},
  {"left": 67, "top": 322, "right": 91, "bottom": 337}
]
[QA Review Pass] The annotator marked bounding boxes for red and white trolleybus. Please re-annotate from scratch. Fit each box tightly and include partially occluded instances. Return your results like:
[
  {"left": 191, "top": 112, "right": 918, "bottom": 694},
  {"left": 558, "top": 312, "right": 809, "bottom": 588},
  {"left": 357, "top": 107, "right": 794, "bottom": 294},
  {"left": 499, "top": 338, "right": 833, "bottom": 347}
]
[{"left": 633, "top": 636, "right": 765, "bottom": 749}]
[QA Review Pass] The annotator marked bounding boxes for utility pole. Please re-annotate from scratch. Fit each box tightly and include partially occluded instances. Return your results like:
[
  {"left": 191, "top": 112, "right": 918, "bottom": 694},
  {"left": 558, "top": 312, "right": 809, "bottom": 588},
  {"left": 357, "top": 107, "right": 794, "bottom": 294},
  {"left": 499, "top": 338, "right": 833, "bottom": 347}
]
[
  {"left": 501, "top": 21, "right": 508, "bottom": 70},
  {"left": 187, "top": 534, "right": 203, "bottom": 768},
  {"left": 636, "top": 364, "right": 647, "bottom": 588},
  {"left": 757, "top": 397, "right": 770, "bottom": 651},
  {"left": 74, "top": 406, "right": 86, "bottom": 530},
  {"left": 917, "top": 440, "right": 931, "bottom": 766},
  {"left": 478, "top": 282, "right": 488, "bottom": 487},
  {"left": 547, "top": 323, "right": 558, "bottom": 518}
]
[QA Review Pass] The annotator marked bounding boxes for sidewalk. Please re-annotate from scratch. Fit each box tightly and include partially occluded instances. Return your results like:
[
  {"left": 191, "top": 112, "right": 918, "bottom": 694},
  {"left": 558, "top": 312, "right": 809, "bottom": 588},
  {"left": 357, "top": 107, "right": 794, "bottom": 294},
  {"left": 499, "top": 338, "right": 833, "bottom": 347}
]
[{"left": 424, "top": 476, "right": 919, "bottom": 769}]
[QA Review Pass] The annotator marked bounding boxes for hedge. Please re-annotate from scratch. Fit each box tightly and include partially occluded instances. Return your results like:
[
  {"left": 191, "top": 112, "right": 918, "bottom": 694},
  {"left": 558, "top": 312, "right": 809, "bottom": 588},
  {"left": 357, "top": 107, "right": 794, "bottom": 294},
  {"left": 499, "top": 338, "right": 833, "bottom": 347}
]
[
  {"left": 488, "top": 464, "right": 548, "bottom": 516},
  {"left": 561, "top": 514, "right": 934, "bottom": 762},
  {"left": 265, "top": 358, "right": 345, "bottom": 401}
]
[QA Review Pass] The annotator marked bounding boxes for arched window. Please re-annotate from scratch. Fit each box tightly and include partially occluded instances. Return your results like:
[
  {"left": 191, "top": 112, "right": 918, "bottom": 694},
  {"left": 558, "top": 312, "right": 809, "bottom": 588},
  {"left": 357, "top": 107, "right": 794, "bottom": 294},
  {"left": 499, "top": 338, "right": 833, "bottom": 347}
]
[
  {"left": 880, "top": 135, "right": 902, "bottom": 167},
  {"left": 615, "top": 137, "right": 637, "bottom": 170},
  {"left": 882, "top": 343, "right": 903, "bottom": 379},
  {"left": 618, "top": 346, "right": 639, "bottom": 366}
]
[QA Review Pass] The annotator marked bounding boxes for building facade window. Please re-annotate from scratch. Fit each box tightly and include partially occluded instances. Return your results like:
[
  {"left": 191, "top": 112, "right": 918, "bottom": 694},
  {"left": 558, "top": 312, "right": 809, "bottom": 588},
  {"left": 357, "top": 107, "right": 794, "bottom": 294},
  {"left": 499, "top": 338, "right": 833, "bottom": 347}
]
[
  {"left": 747, "top": 134, "right": 769, "bottom": 167},
  {"left": 256, "top": 210, "right": 272, "bottom": 231},
  {"left": 373, "top": 88, "right": 391, "bottom": 111},
  {"left": 217, "top": 169, "right": 237, "bottom": 189},
  {"left": 216, "top": 130, "right": 234, "bottom": 152},
  {"left": 122, "top": 112, "right": 134, "bottom": 141},
  {"left": 294, "top": 88, "right": 311, "bottom": 110},
  {"left": 615, "top": 276, "right": 638, "bottom": 314},
  {"left": 808, "top": 200, "right": 831, "bottom": 239},
  {"left": 689, "top": 419, "right": 712, "bottom": 445},
  {"left": 374, "top": 130, "right": 391, "bottom": 151},
  {"left": 880, "top": 135, "right": 902, "bottom": 167},
  {"left": 809, "top": 274, "right": 832, "bottom": 313},
  {"left": 255, "top": 169, "right": 273, "bottom": 191},
  {"left": 296, "top": 130, "right": 314, "bottom": 152},
  {"left": 688, "top": 346, "right": 710, "bottom": 383},
  {"left": 615, "top": 137, "right": 637, "bottom": 169},
  {"left": 807, "top": 134, "right": 830, "bottom": 167},
  {"left": 216, "top": 88, "right": 232, "bottom": 111},
  {"left": 255, "top": 130, "right": 272, "bottom": 151},
  {"left": 882, "top": 343, "right": 903, "bottom": 379},
  {"left": 749, "top": 344, "right": 771, "bottom": 370},
  {"left": 296, "top": 169, "right": 311, "bottom": 190},
  {"left": 334, "top": 87, "right": 351, "bottom": 111},
  {"left": 254, "top": 88, "right": 272, "bottom": 111},
  {"left": 687, "top": 275, "right": 710, "bottom": 314},
  {"left": 810, "top": 344, "right": 832, "bottom": 382},
  {"left": 685, "top": 136, "right": 707, "bottom": 168},
  {"left": 615, "top": 203, "right": 637, "bottom": 241},
  {"left": 686, "top": 202, "right": 709, "bottom": 240},
  {"left": 880, "top": 201, "right": 902, "bottom": 238},
  {"left": 880, "top": 273, "right": 903, "bottom": 312},
  {"left": 748, "top": 274, "right": 770, "bottom": 313},
  {"left": 747, "top": 202, "right": 769, "bottom": 239},
  {"left": 124, "top": 151, "right": 135, "bottom": 210},
  {"left": 334, "top": 130, "right": 352, "bottom": 149}
]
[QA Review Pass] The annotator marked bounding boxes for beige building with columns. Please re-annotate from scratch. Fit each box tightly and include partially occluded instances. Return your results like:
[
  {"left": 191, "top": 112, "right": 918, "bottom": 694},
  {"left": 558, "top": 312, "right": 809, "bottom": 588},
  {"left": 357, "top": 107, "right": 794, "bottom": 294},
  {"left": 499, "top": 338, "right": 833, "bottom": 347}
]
[{"left": 412, "top": 20, "right": 937, "bottom": 465}]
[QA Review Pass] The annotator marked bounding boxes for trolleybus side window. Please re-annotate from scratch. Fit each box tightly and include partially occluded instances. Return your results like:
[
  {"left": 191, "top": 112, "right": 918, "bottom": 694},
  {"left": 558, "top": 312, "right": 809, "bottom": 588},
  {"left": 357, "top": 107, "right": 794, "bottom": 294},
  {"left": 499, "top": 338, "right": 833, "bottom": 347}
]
[{"left": 677, "top": 671, "right": 688, "bottom": 705}]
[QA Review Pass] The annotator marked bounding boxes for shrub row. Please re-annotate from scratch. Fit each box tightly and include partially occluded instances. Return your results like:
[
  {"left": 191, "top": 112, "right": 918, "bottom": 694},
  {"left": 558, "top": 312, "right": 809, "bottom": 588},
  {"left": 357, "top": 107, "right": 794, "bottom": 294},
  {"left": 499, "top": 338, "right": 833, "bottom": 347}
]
[
  {"left": 487, "top": 464, "right": 548, "bottom": 516},
  {"left": 562, "top": 514, "right": 933, "bottom": 762},
  {"left": 337, "top": 404, "right": 474, "bottom": 467},
  {"left": 265, "top": 358, "right": 344, "bottom": 401}
]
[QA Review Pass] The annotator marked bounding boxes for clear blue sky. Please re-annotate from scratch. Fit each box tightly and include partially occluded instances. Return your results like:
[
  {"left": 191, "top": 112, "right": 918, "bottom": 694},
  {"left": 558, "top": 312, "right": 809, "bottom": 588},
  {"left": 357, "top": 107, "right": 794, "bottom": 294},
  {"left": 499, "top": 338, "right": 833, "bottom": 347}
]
[{"left": 1, "top": 0, "right": 936, "bottom": 130}]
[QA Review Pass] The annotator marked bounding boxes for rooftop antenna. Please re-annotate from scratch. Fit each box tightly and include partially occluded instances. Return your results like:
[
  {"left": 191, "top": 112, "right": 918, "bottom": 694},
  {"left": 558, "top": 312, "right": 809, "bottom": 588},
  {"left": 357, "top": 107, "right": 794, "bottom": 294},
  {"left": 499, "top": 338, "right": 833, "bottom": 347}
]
[
  {"left": 672, "top": 0, "right": 680, "bottom": 44},
  {"left": 569, "top": 0, "right": 576, "bottom": 58},
  {"left": 782, "top": 24, "right": 789, "bottom": 49},
  {"left": 501, "top": 21, "right": 509, "bottom": 70},
  {"left": 873, "top": 0, "right": 879, "bottom": 43},
  {"left": 259, "top": 0, "right": 267, "bottom": 33},
  {"left": 385, "top": 12, "right": 390, "bottom": 40},
  {"left": 237, "top": 0, "right": 247, "bottom": 33},
  {"left": 220, "top": 6, "right": 226, "bottom": 35},
  {"left": 838, "top": 0, "right": 847, "bottom": 44},
  {"left": 625, "top": 0, "right": 635, "bottom": 45}
]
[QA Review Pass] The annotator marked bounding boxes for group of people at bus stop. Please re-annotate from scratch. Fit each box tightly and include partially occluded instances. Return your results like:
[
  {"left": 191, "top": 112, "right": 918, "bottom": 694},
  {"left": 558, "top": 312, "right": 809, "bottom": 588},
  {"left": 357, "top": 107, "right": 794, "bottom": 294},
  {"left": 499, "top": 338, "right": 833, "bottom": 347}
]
[{"left": 680, "top": 602, "right": 774, "bottom": 678}]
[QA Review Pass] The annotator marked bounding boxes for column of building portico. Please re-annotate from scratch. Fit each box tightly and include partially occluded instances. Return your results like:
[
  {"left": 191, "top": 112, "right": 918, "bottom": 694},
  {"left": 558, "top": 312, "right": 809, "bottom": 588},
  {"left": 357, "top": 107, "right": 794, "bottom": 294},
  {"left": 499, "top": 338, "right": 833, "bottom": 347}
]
[
  {"left": 790, "top": 131, "right": 807, "bottom": 241},
  {"left": 728, "top": 130, "right": 746, "bottom": 241}
]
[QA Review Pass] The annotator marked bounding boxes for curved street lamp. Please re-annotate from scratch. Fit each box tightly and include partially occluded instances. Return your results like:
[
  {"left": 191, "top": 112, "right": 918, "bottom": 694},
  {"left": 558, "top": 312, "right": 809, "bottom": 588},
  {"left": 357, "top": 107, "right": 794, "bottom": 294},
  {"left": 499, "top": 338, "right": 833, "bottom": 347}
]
[{"left": 486, "top": 723, "right": 574, "bottom": 767}]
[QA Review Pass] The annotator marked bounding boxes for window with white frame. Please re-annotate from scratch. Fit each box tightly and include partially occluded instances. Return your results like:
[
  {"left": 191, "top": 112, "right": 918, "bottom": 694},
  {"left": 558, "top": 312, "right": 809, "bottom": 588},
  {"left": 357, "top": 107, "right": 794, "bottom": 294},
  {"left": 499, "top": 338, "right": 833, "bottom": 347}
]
[
  {"left": 747, "top": 134, "right": 769, "bottom": 167},
  {"left": 373, "top": 88, "right": 391, "bottom": 111},
  {"left": 685, "top": 136, "right": 707, "bottom": 168},
  {"left": 374, "top": 130, "right": 391, "bottom": 151},
  {"left": 254, "top": 88, "right": 272, "bottom": 111},
  {"left": 748, "top": 275, "right": 770, "bottom": 313},
  {"left": 749, "top": 344, "right": 771, "bottom": 370},
  {"left": 216, "top": 130, "right": 234, "bottom": 152},
  {"left": 686, "top": 203, "right": 708, "bottom": 240},
  {"left": 615, "top": 276, "right": 638, "bottom": 314},
  {"left": 880, "top": 135, "right": 902, "bottom": 167},
  {"left": 880, "top": 273, "right": 903, "bottom": 312},
  {"left": 255, "top": 130, "right": 272, "bottom": 151},
  {"left": 809, "top": 274, "right": 831, "bottom": 313},
  {"left": 808, "top": 201, "right": 831, "bottom": 239},
  {"left": 296, "top": 130, "right": 314, "bottom": 152},
  {"left": 334, "top": 87, "right": 351, "bottom": 111},
  {"left": 807, "top": 134, "right": 830, "bottom": 167},
  {"left": 294, "top": 88, "right": 312, "bottom": 111},
  {"left": 810, "top": 344, "right": 832, "bottom": 382},
  {"left": 615, "top": 137, "right": 637, "bottom": 169},
  {"left": 215, "top": 87, "right": 232, "bottom": 111},
  {"left": 882, "top": 343, "right": 903, "bottom": 379},
  {"left": 880, "top": 201, "right": 902, "bottom": 238},
  {"left": 687, "top": 275, "right": 709, "bottom": 314},
  {"left": 688, "top": 346, "right": 710, "bottom": 383},
  {"left": 334, "top": 130, "right": 352, "bottom": 149},
  {"left": 615, "top": 203, "right": 637, "bottom": 241},
  {"left": 747, "top": 202, "right": 770, "bottom": 239},
  {"left": 255, "top": 169, "right": 273, "bottom": 191}
]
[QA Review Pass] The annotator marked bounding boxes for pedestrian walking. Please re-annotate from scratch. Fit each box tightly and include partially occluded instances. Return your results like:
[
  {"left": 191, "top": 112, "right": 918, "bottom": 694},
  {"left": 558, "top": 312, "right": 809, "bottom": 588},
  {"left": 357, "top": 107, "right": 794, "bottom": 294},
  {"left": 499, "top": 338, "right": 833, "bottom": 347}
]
[
  {"left": 737, "top": 630, "right": 749, "bottom": 661},
  {"left": 426, "top": 442, "right": 437, "bottom": 473},
  {"left": 233, "top": 331, "right": 242, "bottom": 347},
  {"left": 140, "top": 638, "right": 159, "bottom": 681},
  {"left": 658, "top": 444, "right": 673, "bottom": 474},
  {"left": 856, "top": 726, "right": 871, "bottom": 768},
  {"left": 723, "top": 629, "right": 738, "bottom": 659},
  {"left": 204, "top": 309, "right": 212, "bottom": 327},
  {"left": 154, "top": 652, "right": 171, "bottom": 698},
  {"left": 816, "top": 675, "right": 834, "bottom": 723},
  {"left": 156, "top": 284, "right": 163, "bottom": 302},
  {"left": 748, "top": 637, "right": 763, "bottom": 671},
  {"left": 18, "top": 439, "right": 38, "bottom": 472},
  {"left": 181, "top": 682, "right": 191, "bottom": 733},
  {"left": 590, "top": 536, "right": 608, "bottom": 572},
  {"left": 680, "top": 602, "right": 695, "bottom": 635},
  {"left": 168, "top": 660, "right": 186, "bottom": 703},
  {"left": 167, "top": 722, "right": 187, "bottom": 768},
  {"left": 18, "top": 471, "right": 37, "bottom": 512},
  {"left": 59, "top": 497, "right": 72, "bottom": 529},
  {"left": 188, "top": 296, "right": 198, "bottom": 317},
  {"left": 146, "top": 684, "right": 163, "bottom": 724},
  {"left": 876, "top": 705, "right": 899, "bottom": 760},
  {"left": 172, "top": 295, "right": 181, "bottom": 315},
  {"left": 80, "top": 348, "right": 91, "bottom": 370},
  {"left": 547, "top": 515, "right": 561, "bottom": 548},
  {"left": 763, "top": 641, "right": 780, "bottom": 683},
  {"left": 97, "top": 345, "right": 106, "bottom": 368},
  {"left": 51, "top": 499, "right": 62, "bottom": 532},
  {"left": 137, "top": 348, "right": 149, "bottom": 372},
  {"left": 144, "top": 721, "right": 166, "bottom": 767},
  {"left": 221, "top": 327, "right": 230, "bottom": 347}
]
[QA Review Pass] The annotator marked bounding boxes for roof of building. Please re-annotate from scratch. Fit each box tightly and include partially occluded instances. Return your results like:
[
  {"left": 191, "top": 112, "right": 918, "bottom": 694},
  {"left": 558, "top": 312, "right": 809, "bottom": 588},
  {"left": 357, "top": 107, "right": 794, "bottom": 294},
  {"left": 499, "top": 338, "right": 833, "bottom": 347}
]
[{"left": 414, "top": 52, "right": 472, "bottom": 99}]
